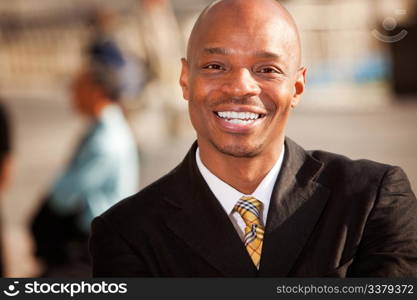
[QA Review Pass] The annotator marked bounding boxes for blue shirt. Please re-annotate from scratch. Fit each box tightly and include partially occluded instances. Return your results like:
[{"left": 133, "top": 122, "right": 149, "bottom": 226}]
[{"left": 49, "top": 104, "right": 139, "bottom": 232}]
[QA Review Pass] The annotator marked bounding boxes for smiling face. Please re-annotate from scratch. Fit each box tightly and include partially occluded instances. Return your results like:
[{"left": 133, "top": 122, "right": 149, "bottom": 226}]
[{"left": 180, "top": 0, "right": 306, "bottom": 159}]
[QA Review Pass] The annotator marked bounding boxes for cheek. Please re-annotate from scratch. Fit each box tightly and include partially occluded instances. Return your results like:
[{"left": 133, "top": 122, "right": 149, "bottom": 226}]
[
  {"left": 187, "top": 88, "right": 217, "bottom": 137},
  {"left": 262, "top": 83, "right": 293, "bottom": 113},
  {"left": 188, "top": 101, "right": 210, "bottom": 138},
  {"left": 189, "top": 76, "right": 220, "bottom": 102}
]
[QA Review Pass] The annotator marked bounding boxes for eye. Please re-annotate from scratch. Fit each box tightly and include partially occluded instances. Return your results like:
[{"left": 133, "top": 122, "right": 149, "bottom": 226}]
[
  {"left": 257, "top": 66, "right": 280, "bottom": 74},
  {"left": 202, "top": 63, "right": 225, "bottom": 71},
  {"left": 255, "top": 65, "right": 286, "bottom": 79}
]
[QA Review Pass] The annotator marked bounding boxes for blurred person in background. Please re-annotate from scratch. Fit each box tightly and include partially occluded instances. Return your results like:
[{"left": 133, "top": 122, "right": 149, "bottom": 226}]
[
  {"left": 0, "top": 100, "right": 13, "bottom": 277},
  {"left": 31, "top": 38, "right": 141, "bottom": 276}
]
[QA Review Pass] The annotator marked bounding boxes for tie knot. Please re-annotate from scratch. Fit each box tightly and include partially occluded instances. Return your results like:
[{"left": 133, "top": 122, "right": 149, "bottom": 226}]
[{"left": 234, "top": 196, "right": 263, "bottom": 227}]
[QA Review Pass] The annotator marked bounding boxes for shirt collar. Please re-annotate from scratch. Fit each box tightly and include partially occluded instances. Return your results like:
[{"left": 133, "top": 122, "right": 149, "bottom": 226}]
[{"left": 196, "top": 146, "right": 285, "bottom": 217}]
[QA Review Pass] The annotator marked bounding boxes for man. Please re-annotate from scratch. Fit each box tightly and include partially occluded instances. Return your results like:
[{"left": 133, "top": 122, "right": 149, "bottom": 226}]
[
  {"left": 90, "top": 0, "right": 417, "bottom": 277},
  {"left": 32, "top": 55, "right": 140, "bottom": 276}
]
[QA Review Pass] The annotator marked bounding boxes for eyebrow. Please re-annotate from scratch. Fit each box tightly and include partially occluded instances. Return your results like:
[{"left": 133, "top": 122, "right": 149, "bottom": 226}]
[
  {"left": 202, "top": 47, "right": 231, "bottom": 55},
  {"left": 202, "top": 47, "right": 281, "bottom": 59},
  {"left": 254, "top": 51, "right": 281, "bottom": 60}
]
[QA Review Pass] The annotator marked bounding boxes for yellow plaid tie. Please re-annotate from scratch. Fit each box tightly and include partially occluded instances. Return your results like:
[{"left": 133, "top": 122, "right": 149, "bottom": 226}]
[{"left": 234, "top": 196, "right": 265, "bottom": 268}]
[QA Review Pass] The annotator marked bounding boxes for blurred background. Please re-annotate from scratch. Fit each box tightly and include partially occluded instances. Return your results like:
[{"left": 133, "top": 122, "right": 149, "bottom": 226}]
[{"left": 0, "top": 0, "right": 416, "bottom": 277}]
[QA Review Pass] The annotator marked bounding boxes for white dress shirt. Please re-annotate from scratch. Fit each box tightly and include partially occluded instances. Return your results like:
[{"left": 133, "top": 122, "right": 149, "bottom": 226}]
[{"left": 196, "top": 146, "right": 285, "bottom": 240}]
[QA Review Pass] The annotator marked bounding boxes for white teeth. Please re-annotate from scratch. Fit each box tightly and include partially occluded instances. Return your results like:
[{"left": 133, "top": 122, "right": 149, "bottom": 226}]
[
  {"left": 227, "top": 119, "right": 255, "bottom": 125},
  {"left": 216, "top": 111, "right": 260, "bottom": 121}
]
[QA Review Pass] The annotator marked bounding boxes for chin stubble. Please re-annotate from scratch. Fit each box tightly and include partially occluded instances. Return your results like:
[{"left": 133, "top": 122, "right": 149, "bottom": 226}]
[{"left": 211, "top": 140, "right": 264, "bottom": 158}]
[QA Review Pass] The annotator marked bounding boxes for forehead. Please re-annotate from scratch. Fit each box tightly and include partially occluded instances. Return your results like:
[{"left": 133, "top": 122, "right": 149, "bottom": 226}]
[{"left": 191, "top": 9, "right": 295, "bottom": 61}]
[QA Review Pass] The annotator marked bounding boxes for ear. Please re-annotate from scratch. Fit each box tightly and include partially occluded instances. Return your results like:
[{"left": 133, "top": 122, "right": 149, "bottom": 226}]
[
  {"left": 291, "top": 67, "right": 307, "bottom": 108},
  {"left": 179, "top": 58, "right": 190, "bottom": 101}
]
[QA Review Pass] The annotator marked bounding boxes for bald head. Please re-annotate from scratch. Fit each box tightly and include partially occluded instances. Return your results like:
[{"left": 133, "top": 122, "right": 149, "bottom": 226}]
[
  {"left": 179, "top": 0, "right": 307, "bottom": 165},
  {"left": 186, "top": 0, "right": 302, "bottom": 70}
]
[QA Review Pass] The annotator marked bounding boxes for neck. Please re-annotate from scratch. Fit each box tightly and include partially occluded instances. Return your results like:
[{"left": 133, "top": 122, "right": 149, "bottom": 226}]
[{"left": 198, "top": 138, "right": 284, "bottom": 195}]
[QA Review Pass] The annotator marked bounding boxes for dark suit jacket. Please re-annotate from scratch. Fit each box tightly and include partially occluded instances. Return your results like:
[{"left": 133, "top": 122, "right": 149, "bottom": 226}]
[{"left": 90, "top": 138, "right": 417, "bottom": 277}]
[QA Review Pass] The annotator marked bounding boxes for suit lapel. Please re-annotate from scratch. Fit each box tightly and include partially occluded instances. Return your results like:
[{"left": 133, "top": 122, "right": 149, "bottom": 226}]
[
  {"left": 258, "top": 138, "right": 330, "bottom": 277},
  {"left": 165, "top": 143, "right": 257, "bottom": 276},
  {"left": 164, "top": 139, "right": 330, "bottom": 277}
]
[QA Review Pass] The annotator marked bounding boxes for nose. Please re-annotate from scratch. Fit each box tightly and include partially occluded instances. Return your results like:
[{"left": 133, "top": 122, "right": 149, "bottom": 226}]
[{"left": 221, "top": 68, "right": 261, "bottom": 97}]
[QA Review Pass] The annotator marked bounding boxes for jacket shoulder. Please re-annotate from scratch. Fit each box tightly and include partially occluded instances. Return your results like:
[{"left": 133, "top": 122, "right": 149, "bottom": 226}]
[
  {"left": 308, "top": 149, "right": 396, "bottom": 187},
  {"left": 310, "top": 149, "right": 391, "bottom": 169}
]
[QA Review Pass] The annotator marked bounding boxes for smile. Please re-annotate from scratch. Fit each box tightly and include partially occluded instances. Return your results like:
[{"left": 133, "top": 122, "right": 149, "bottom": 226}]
[{"left": 215, "top": 111, "right": 263, "bottom": 125}]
